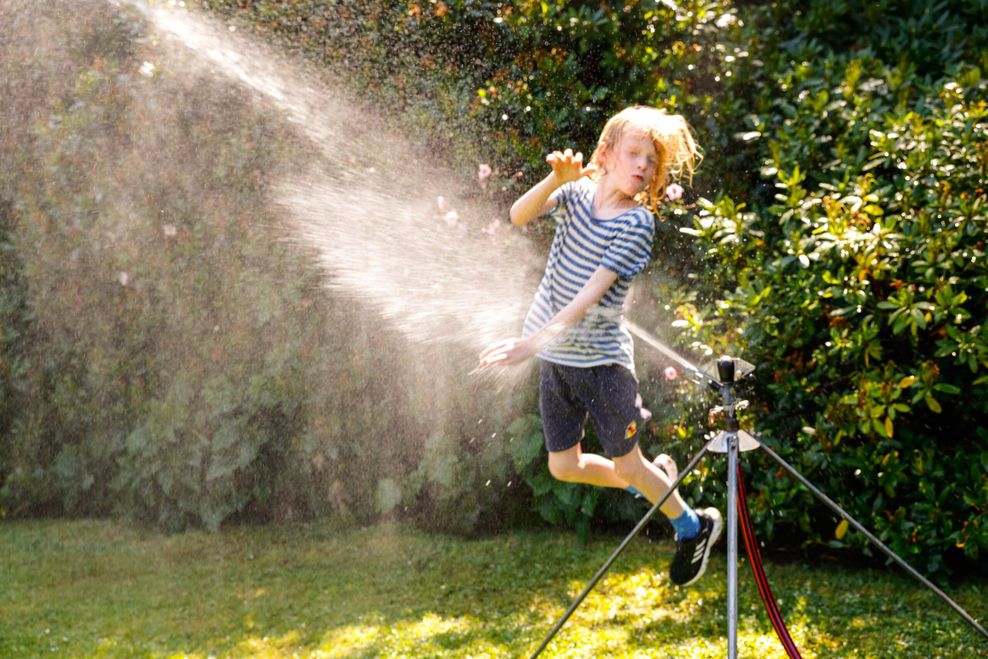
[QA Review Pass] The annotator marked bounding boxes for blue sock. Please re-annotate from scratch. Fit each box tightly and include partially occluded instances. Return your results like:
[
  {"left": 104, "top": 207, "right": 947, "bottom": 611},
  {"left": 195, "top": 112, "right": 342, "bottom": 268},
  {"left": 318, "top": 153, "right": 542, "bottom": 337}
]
[
  {"left": 625, "top": 485, "right": 644, "bottom": 499},
  {"left": 670, "top": 507, "right": 701, "bottom": 540}
]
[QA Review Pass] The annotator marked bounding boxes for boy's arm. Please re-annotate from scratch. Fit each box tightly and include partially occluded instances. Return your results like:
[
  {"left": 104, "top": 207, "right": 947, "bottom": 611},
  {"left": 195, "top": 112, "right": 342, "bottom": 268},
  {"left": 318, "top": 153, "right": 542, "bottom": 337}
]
[
  {"left": 509, "top": 173, "right": 562, "bottom": 227},
  {"left": 510, "top": 148, "right": 597, "bottom": 227},
  {"left": 478, "top": 265, "right": 618, "bottom": 367}
]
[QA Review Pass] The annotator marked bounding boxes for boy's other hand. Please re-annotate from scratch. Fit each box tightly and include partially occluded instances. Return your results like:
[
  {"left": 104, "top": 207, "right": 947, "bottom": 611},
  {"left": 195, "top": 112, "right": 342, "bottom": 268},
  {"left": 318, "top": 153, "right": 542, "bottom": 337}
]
[
  {"left": 546, "top": 148, "right": 597, "bottom": 185},
  {"left": 478, "top": 337, "right": 537, "bottom": 368}
]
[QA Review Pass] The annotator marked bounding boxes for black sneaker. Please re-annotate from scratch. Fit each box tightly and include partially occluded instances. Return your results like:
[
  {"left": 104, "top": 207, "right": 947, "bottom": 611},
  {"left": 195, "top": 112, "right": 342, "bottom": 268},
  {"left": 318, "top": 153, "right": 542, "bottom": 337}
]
[{"left": 669, "top": 507, "right": 723, "bottom": 586}]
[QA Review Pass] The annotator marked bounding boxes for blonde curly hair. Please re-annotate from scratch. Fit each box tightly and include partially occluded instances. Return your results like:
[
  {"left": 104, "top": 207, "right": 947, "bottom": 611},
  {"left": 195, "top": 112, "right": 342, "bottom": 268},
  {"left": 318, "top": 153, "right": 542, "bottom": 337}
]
[{"left": 588, "top": 105, "right": 701, "bottom": 213}]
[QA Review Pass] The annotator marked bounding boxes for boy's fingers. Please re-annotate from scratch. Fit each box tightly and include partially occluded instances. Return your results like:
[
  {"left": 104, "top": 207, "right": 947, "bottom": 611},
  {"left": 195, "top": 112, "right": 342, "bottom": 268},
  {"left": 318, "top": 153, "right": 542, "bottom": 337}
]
[
  {"left": 479, "top": 353, "right": 509, "bottom": 369},
  {"left": 484, "top": 352, "right": 508, "bottom": 364},
  {"left": 479, "top": 339, "right": 512, "bottom": 362}
]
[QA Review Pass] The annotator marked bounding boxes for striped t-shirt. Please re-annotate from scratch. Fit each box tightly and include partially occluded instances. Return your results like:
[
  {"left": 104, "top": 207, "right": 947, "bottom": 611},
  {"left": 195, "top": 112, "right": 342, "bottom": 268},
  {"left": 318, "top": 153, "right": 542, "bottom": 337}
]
[{"left": 522, "top": 177, "right": 655, "bottom": 372}]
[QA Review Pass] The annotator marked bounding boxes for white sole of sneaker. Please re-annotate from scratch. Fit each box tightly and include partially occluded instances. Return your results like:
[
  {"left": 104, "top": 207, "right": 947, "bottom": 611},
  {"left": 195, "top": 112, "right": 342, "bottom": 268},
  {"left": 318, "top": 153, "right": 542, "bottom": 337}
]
[
  {"left": 653, "top": 453, "right": 678, "bottom": 482},
  {"left": 682, "top": 507, "right": 723, "bottom": 586}
]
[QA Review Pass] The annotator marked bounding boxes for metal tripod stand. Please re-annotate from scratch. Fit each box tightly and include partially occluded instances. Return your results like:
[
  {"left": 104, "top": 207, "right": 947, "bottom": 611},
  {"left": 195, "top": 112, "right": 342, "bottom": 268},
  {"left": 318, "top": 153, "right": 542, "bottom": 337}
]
[{"left": 531, "top": 351, "right": 988, "bottom": 657}]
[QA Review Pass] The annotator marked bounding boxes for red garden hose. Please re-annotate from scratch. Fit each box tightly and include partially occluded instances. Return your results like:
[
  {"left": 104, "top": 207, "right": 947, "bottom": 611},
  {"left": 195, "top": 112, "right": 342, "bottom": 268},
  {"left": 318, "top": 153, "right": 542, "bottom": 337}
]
[{"left": 737, "top": 465, "right": 803, "bottom": 659}]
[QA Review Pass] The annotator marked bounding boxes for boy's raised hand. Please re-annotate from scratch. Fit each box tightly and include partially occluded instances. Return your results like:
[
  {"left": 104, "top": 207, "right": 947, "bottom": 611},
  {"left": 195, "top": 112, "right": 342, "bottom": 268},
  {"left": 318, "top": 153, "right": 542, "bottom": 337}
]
[
  {"left": 546, "top": 148, "right": 597, "bottom": 185},
  {"left": 477, "top": 336, "right": 537, "bottom": 369}
]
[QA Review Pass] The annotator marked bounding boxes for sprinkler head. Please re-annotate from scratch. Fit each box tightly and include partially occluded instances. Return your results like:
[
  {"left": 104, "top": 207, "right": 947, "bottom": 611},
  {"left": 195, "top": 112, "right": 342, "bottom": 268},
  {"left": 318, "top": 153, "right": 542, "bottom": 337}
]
[{"left": 702, "top": 356, "right": 756, "bottom": 385}]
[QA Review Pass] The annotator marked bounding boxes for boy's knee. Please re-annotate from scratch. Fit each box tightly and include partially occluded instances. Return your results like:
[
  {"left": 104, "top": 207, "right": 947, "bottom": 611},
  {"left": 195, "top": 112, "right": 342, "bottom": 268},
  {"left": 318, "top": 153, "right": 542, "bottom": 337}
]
[{"left": 547, "top": 453, "right": 579, "bottom": 482}]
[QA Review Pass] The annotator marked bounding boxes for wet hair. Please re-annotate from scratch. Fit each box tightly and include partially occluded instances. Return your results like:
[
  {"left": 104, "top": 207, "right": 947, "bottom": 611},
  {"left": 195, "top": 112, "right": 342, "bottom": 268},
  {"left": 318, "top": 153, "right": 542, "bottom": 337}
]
[{"left": 588, "top": 105, "right": 701, "bottom": 213}]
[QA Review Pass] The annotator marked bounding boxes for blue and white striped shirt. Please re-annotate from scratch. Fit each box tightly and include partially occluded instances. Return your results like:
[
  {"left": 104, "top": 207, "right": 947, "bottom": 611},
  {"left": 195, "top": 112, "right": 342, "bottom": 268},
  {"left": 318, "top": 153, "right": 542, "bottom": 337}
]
[{"left": 522, "top": 178, "right": 655, "bottom": 372}]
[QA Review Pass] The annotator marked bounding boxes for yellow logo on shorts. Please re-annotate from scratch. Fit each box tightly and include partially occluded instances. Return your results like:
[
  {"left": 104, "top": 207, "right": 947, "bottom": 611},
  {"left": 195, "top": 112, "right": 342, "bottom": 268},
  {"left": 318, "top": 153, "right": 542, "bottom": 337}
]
[{"left": 625, "top": 420, "right": 637, "bottom": 439}]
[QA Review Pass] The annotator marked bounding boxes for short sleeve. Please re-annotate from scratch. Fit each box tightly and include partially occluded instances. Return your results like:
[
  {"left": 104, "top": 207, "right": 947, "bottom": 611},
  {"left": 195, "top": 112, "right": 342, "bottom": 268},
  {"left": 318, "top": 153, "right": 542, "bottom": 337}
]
[
  {"left": 547, "top": 180, "right": 578, "bottom": 221},
  {"left": 601, "top": 209, "right": 655, "bottom": 280}
]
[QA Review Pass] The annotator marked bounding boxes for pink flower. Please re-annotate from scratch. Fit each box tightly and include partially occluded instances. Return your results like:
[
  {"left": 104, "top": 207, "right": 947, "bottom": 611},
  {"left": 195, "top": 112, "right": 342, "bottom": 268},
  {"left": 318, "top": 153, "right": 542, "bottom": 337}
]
[
  {"left": 665, "top": 183, "right": 684, "bottom": 202},
  {"left": 443, "top": 210, "right": 460, "bottom": 226},
  {"left": 118, "top": 271, "right": 130, "bottom": 287},
  {"left": 436, "top": 196, "right": 449, "bottom": 212},
  {"left": 162, "top": 223, "right": 177, "bottom": 237},
  {"left": 663, "top": 366, "right": 679, "bottom": 381}
]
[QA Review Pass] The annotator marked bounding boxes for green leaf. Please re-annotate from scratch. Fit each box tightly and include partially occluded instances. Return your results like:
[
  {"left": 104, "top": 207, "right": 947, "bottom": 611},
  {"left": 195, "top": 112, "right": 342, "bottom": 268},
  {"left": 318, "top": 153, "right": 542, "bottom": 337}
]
[{"left": 898, "top": 375, "right": 917, "bottom": 389}]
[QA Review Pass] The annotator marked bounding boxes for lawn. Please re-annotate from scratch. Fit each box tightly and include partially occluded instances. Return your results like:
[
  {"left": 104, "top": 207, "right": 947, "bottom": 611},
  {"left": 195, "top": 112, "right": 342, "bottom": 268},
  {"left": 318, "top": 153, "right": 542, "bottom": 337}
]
[{"left": 1, "top": 519, "right": 985, "bottom": 657}]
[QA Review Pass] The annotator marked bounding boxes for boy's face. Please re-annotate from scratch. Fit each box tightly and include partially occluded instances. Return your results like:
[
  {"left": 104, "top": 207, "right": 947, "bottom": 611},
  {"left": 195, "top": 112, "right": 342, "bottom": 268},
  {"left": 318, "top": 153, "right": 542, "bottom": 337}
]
[{"left": 602, "top": 129, "right": 658, "bottom": 199}]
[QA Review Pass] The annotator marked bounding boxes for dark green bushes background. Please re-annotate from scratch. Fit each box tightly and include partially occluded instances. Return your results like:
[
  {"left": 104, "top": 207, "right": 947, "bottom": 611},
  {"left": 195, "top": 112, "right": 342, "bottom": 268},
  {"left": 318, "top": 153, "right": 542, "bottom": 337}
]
[{"left": 2, "top": 0, "right": 986, "bottom": 579}]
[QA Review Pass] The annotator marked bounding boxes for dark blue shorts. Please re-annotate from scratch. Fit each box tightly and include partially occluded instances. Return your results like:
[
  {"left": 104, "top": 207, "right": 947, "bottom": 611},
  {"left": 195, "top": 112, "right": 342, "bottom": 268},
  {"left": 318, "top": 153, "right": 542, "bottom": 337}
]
[{"left": 539, "top": 360, "right": 651, "bottom": 458}]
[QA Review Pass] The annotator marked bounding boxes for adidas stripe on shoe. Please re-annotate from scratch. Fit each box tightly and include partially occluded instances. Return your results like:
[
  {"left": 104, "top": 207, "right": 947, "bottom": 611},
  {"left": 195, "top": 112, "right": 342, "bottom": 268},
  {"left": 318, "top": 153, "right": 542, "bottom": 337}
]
[{"left": 669, "top": 507, "right": 723, "bottom": 586}]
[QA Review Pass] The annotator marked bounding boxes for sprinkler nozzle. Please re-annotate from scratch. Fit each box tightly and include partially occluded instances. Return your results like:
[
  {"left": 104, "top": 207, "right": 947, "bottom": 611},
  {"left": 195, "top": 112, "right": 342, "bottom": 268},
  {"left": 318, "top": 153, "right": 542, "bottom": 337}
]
[{"left": 717, "top": 355, "right": 735, "bottom": 384}]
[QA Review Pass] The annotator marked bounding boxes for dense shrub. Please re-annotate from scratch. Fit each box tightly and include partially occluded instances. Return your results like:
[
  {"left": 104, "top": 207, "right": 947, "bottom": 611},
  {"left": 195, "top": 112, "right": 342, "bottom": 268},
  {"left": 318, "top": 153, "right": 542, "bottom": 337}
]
[
  {"left": 0, "top": 0, "right": 528, "bottom": 533},
  {"left": 4, "top": 0, "right": 986, "bottom": 579},
  {"left": 679, "top": 38, "right": 988, "bottom": 576}
]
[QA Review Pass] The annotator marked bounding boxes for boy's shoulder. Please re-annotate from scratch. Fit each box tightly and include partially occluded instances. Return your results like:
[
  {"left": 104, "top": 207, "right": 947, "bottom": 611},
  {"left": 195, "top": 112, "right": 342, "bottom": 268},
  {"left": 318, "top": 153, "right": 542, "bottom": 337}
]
[
  {"left": 627, "top": 205, "right": 655, "bottom": 228},
  {"left": 559, "top": 177, "right": 596, "bottom": 204},
  {"left": 607, "top": 203, "right": 655, "bottom": 232}
]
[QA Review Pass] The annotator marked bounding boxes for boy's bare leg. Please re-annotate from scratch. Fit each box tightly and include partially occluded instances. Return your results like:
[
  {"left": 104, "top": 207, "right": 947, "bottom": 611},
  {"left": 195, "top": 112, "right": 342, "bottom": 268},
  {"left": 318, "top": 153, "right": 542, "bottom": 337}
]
[
  {"left": 547, "top": 445, "right": 628, "bottom": 489},
  {"left": 613, "top": 445, "right": 686, "bottom": 518},
  {"left": 549, "top": 445, "right": 687, "bottom": 519}
]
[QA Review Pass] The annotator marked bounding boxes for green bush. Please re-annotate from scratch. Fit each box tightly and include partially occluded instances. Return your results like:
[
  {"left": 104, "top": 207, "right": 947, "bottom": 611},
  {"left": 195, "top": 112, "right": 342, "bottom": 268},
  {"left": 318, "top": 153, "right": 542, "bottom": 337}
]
[
  {"left": 673, "top": 4, "right": 988, "bottom": 577},
  {"left": 4, "top": 0, "right": 986, "bottom": 579},
  {"left": 0, "top": 0, "right": 527, "bottom": 534},
  {"left": 0, "top": 200, "right": 31, "bottom": 517},
  {"left": 364, "top": 0, "right": 988, "bottom": 576}
]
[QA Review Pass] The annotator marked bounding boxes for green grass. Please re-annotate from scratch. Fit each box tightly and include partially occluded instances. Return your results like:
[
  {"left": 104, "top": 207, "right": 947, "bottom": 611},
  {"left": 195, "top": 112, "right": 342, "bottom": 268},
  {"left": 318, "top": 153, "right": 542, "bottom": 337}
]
[{"left": 1, "top": 519, "right": 985, "bottom": 657}]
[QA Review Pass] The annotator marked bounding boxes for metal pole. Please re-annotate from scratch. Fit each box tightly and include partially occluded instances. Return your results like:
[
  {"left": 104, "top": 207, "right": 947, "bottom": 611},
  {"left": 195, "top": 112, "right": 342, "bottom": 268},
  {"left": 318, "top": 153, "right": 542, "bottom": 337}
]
[
  {"left": 726, "top": 430, "right": 739, "bottom": 659},
  {"left": 529, "top": 445, "right": 713, "bottom": 658},
  {"left": 758, "top": 442, "right": 988, "bottom": 641},
  {"left": 713, "top": 355, "right": 742, "bottom": 659}
]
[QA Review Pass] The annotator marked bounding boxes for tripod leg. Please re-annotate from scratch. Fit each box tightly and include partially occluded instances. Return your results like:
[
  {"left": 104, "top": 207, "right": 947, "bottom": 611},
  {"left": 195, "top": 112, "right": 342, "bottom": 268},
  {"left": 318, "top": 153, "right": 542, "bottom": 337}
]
[
  {"left": 529, "top": 443, "right": 714, "bottom": 658},
  {"left": 758, "top": 442, "right": 988, "bottom": 641}
]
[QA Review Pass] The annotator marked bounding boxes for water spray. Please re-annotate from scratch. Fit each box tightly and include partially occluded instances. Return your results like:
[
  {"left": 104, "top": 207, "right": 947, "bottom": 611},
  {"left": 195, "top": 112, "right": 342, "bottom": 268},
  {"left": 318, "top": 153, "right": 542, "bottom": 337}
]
[
  {"left": 532, "top": 321, "right": 988, "bottom": 657},
  {"left": 125, "top": 0, "right": 543, "bottom": 378}
]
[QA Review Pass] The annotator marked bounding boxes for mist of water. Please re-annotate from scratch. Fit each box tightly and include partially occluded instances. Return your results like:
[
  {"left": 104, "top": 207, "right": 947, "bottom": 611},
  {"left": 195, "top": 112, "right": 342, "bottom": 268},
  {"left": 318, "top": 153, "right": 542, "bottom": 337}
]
[
  {"left": 116, "top": 0, "right": 723, "bottom": 391},
  {"left": 127, "top": 0, "right": 541, "bottom": 362},
  {"left": 625, "top": 319, "right": 715, "bottom": 386}
]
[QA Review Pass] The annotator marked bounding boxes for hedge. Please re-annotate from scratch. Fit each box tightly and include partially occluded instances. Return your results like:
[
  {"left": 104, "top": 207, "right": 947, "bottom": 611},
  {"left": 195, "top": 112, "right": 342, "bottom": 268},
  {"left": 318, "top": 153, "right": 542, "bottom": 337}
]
[{"left": 2, "top": 0, "right": 985, "bottom": 578}]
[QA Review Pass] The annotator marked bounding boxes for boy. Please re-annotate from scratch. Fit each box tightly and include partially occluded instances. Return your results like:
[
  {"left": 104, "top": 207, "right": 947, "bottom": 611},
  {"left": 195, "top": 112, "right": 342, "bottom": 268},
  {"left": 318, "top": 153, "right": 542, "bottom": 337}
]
[{"left": 479, "top": 106, "right": 721, "bottom": 586}]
